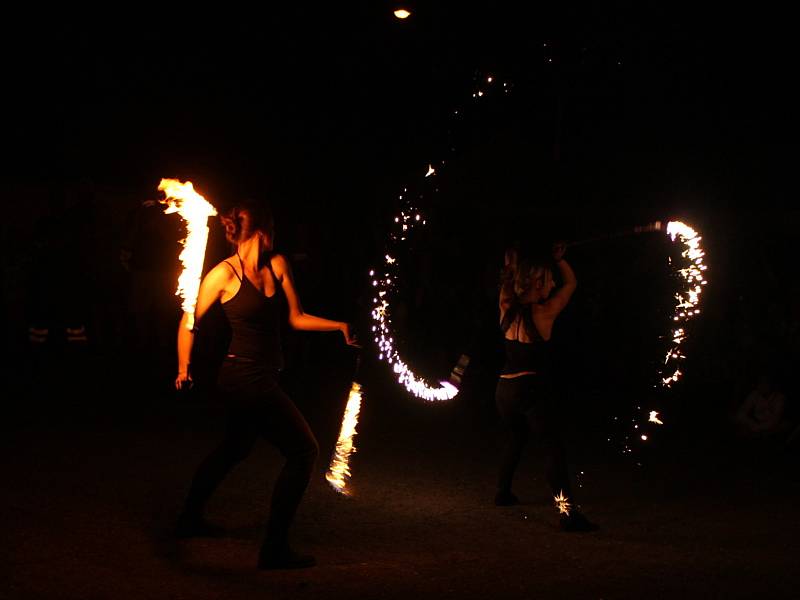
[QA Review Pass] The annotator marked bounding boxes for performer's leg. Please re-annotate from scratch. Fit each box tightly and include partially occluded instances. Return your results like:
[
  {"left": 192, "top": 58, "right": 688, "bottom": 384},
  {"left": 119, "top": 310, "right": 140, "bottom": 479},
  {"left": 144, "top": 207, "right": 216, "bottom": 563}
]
[
  {"left": 528, "top": 382, "right": 597, "bottom": 532},
  {"left": 495, "top": 378, "right": 529, "bottom": 505},
  {"left": 528, "top": 402, "right": 572, "bottom": 502},
  {"left": 257, "top": 386, "right": 319, "bottom": 568},
  {"left": 177, "top": 403, "right": 258, "bottom": 535}
]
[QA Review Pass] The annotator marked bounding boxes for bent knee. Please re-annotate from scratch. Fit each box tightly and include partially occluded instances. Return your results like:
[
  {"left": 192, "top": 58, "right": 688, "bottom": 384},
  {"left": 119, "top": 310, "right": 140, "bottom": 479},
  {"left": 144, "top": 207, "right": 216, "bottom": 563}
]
[{"left": 290, "top": 434, "right": 319, "bottom": 465}]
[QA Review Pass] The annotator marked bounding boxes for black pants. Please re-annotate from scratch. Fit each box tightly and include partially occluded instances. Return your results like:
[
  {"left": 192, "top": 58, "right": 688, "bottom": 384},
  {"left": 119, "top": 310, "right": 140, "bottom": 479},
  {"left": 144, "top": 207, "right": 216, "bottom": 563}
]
[
  {"left": 495, "top": 374, "right": 572, "bottom": 500},
  {"left": 183, "top": 359, "right": 319, "bottom": 546}
]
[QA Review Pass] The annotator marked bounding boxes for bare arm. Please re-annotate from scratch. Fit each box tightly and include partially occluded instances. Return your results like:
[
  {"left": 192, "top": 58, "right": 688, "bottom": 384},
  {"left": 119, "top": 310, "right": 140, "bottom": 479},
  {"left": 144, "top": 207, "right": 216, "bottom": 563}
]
[
  {"left": 271, "top": 254, "right": 359, "bottom": 345},
  {"left": 175, "top": 263, "right": 231, "bottom": 388},
  {"left": 541, "top": 257, "right": 577, "bottom": 318}
]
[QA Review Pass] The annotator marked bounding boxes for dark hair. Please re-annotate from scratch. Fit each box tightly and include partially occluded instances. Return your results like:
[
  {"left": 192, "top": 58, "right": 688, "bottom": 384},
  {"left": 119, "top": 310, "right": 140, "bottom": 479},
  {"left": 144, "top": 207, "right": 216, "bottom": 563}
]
[{"left": 218, "top": 197, "right": 274, "bottom": 245}]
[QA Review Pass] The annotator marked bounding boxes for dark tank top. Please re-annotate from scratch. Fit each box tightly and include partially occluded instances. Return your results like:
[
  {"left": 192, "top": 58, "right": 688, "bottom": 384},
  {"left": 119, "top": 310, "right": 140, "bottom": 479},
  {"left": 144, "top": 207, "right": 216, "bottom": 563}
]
[
  {"left": 500, "top": 304, "right": 552, "bottom": 375},
  {"left": 220, "top": 255, "right": 283, "bottom": 371}
]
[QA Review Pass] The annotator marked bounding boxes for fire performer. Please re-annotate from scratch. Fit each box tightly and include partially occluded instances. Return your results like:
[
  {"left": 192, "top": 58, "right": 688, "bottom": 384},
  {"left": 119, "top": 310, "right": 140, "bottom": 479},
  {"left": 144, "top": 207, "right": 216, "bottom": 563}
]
[
  {"left": 494, "top": 241, "right": 598, "bottom": 532},
  {"left": 173, "top": 196, "right": 358, "bottom": 569}
]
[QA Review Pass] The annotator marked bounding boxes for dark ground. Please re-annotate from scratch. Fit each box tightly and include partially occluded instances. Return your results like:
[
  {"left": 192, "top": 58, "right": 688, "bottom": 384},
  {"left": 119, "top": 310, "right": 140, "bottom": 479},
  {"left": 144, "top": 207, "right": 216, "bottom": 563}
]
[{"left": 2, "top": 346, "right": 799, "bottom": 600}]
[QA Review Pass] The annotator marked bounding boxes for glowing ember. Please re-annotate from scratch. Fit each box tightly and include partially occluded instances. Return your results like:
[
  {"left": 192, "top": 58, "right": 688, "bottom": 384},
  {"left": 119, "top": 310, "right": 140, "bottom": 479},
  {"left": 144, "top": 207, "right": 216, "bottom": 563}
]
[
  {"left": 649, "top": 411, "right": 664, "bottom": 425},
  {"left": 662, "top": 221, "right": 707, "bottom": 387},
  {"left": 158, "top": 179, "right": 217, "bottom": 330},
  {"left": 393, "top": 9, "right": 411, "bottom": 19},
  {"left": 425, "top": 164, "right": 435, "bottom": 177},
  {"left": 554, "top": 490, "right": 571, "bottom": 516},
  {"left": 325, "top": 382, "right": 363, "bottom": 495}
]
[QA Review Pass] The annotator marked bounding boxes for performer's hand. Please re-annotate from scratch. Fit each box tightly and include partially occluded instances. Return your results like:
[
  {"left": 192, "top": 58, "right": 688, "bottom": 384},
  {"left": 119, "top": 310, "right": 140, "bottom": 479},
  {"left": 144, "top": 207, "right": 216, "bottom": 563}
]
[
  {"left": 175, "top": 371, "right": 193, "bottom": 390},
  {"left": 552, "top": 241, "right": 567, "bottom": 262},
  {"left": 340, "top": 323, "right": 361, "bottom": 347}
]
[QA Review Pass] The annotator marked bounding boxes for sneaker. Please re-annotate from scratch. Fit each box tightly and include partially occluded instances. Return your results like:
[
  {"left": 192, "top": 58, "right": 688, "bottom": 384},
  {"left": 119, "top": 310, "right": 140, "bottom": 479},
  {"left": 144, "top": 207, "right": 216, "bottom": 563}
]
[
  {"left": 494, "top": 490, "right": 520, "bottom": 506},
  {"left": 258, "top": 546, "right": 316, "bottom": 570},
  {"left": 559, "top": 511, "right": 599, "bottom": 533}
]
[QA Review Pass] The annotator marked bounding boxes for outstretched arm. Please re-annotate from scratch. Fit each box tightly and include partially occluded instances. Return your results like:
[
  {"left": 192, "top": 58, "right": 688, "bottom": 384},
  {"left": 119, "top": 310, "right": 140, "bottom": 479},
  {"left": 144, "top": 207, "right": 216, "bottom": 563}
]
[{"left": 271, "top": 254, "right": 359, "bottom": 346}]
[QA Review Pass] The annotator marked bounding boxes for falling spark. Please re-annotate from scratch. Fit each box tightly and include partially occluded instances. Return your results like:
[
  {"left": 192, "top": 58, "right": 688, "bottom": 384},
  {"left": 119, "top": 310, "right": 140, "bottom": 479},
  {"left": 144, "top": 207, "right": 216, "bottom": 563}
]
[
  {"left": 425, "top": 164, "right": 435, "bottom": 177},
  {"left": 554, "top": 490, "right": 571, "bottom": 516},
  {"left": 394, "top": 8, "right": 411, "bottom": 19},
  {"left": 325, "top": 382, "right": 363, "bottom": 495},
  {"left": 649, "top": 411, "right": 664, "bottom": 425},
  {"left": 158, "top": 179, "right": 217, "bottom": 330}
]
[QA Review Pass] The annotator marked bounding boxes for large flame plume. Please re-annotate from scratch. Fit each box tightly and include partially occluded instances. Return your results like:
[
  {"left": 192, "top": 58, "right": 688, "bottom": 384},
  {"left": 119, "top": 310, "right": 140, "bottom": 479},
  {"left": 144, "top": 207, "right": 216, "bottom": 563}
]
[
  {"left": 326, "top": 382, "right": 363, "bottom": 495},
  {"left": 158, "top": 179, "right": 217, "bottom": 330}
]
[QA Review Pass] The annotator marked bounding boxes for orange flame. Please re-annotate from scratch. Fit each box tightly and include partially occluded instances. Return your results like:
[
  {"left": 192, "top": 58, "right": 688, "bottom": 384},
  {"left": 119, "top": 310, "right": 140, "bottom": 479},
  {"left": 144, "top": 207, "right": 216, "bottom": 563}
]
[
  {"left": 326, "top": 382, "right": 363, "bottom": 495},
  {"left": 158, "top": 179, "right": 217, "bottom": 330}
]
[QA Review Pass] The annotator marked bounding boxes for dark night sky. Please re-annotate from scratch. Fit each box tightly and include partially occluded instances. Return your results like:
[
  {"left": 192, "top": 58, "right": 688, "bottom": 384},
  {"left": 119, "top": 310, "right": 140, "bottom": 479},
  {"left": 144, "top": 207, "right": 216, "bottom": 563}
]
[{"left": 3, "top": 5, "right": 793, "bottom": 217}]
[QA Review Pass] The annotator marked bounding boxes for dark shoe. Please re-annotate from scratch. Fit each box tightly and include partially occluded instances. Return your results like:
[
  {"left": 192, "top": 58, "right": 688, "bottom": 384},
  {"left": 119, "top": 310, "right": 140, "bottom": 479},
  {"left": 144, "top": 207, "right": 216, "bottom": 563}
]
[
  {"left": 175, "top": 513, "right": 225, "bottom": 539},
  {"left": 494, "top": 490, "right": 520, "bottom": 506},
  {"left": 258, "top": 545, "right": 316, "bottom": 570},
  {"left": 559, "top": 511, "right": 599, "bottom": 533}
]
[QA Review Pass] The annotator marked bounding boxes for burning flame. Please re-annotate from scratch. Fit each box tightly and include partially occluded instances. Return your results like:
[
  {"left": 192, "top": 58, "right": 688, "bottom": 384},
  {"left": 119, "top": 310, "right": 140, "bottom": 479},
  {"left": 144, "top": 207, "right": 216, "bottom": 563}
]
[
  {"left": 326, "top": 382, "right": 363, "bottom": 495},
  {"left": 158, "top": 179, "right": 217, "bottom": 330},
  {"left": 649, "top": 410, "right": 664, "bottom": 425},
  {"left": 554, "top": 490, "right": 571, "bottom": 516}
]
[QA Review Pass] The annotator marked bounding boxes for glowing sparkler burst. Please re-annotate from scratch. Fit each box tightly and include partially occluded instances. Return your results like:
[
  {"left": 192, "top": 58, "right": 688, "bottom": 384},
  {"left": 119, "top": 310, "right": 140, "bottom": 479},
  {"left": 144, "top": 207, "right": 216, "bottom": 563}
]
[
  {"left": 158, "top": 178, "right": 217, "bottom": 330},
  {"left": 370, "top": 192, "right": 458, "bottom": 401},
  {"left": 325, "top": 382, "right": 363, "bottom": 495},
  {"left": 621, "top": 220, "right": 707, "bottom": 453},
  {"left": 554, "top": 491, "right": 571, "bottom": 516},
  {"left": 661, "top": 221, "right": 708, "bottom": 388},
  {"left": 369, "top": 74, "right": 506, "bottom": 401}
]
